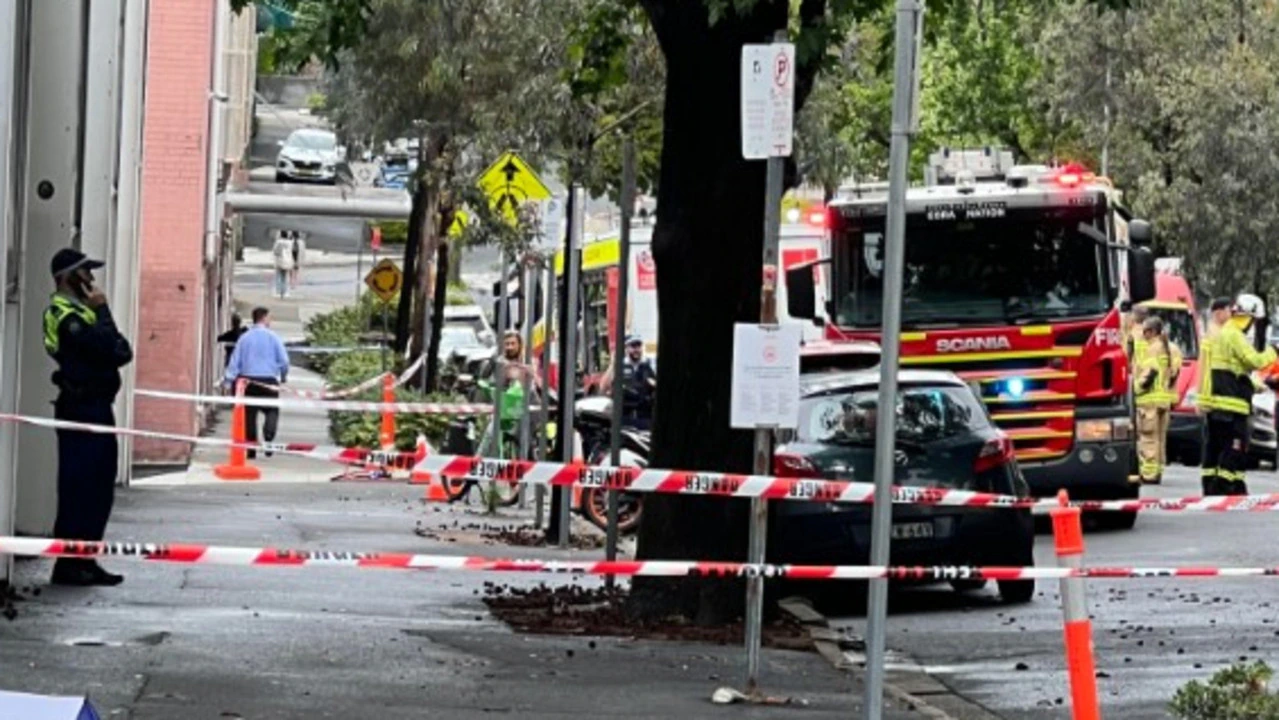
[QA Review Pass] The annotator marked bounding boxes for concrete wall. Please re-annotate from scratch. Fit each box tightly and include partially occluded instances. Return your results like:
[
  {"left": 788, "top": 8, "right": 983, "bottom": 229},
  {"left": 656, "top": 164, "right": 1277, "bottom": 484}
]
[
  {"left": 255, "top": 74, "right": 319, "bottom": 109},
  {"left": 133, "top": 0, "right": 216, "bottom": 463}
]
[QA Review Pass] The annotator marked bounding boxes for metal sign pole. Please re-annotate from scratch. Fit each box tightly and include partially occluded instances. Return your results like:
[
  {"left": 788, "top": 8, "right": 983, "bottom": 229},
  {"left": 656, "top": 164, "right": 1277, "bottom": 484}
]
[
  {"left": 863, "top": 2, "right": 923, "bottom": 718},
  {"left": 743, "top": 29, "right": 789, "bottom": 696},
  {"left": 605, "top": 137, "right": 637, "bottom": 585},
  {"left": 554, "top": 184, "right": 585, "bottom": 547},
  {"left": 535, "top": 261, "right": 554, "bottom": 528},
  {"left": 492, "top": 251, "right": 511, "bottom": 461},
  {"left": 518, "top": 260, "right": 535, "bottom": 506}
]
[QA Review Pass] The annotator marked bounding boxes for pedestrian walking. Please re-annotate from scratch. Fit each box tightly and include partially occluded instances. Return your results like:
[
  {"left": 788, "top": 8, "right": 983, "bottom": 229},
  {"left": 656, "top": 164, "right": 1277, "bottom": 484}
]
[
  {"left": 43, "top": 248, "right": 134, "bottom": 586},
  {"left": 1198, "top": 295, "right": 1276, "bottom": 495},
  {"left": 224, "top": 307, "right": 290, "bottom": 459},
  {"left": 288, "top": 232, "right": 306, "bottom": 291},
  {"left": 216, "top": 313, "right": 246, "bottom": 368},
  {"left": 272, "top": 231, "right": 296, "bottom": 298},
  {"left": 1134, "top": 316, "right": 1176, "bottom": 484}
]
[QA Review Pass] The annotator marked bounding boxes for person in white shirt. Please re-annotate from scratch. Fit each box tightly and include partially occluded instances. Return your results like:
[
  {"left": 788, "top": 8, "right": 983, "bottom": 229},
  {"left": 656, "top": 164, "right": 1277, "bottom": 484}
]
[{"left": 272, "top": 231, "right": 296, "bottom": 298}]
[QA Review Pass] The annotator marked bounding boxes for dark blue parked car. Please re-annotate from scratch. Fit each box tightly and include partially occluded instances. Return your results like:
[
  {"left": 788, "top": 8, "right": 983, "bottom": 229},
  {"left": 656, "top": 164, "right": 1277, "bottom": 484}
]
[{"left": 771, "top": 368, "right": 1037, "bottom": 604}]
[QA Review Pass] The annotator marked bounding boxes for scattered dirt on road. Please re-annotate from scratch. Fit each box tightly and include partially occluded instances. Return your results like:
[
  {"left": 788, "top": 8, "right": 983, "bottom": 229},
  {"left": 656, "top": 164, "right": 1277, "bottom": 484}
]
[
  {"left": 413, "top": 519, "right": 607, "bottom": 550},
  {"left": 482, "top": 582, "right": 811, "bottom": 651}
]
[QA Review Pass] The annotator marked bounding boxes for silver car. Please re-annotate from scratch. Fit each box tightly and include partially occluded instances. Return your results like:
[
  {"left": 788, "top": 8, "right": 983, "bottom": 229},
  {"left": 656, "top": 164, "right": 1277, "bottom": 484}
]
[{"left": 275, "top": 128, "right": 342, "bottom": 184}]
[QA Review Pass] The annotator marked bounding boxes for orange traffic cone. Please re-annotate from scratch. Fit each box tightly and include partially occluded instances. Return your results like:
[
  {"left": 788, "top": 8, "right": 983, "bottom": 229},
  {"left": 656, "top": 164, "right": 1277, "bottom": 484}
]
[
  {"left": 379, "top": 374, "right": 396, "bottom": 450},
  {"left": 214, "top": 379, "right": 261, "bottom": 481},
  {"left": 422, "top": 474, "right": 450, "bottom": 502}
]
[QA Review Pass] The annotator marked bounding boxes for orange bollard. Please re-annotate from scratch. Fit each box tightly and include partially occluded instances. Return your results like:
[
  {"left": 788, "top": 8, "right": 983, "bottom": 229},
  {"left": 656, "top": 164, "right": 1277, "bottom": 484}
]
[
  {"left": 1051, "top": 490, "right": 1101, "bottom": 720},
  {"left": 214, "top": 379, "right": 261, "bottom": 481},
  {"left": 379, "top": 373, "right": 396, "bottom": 450}
]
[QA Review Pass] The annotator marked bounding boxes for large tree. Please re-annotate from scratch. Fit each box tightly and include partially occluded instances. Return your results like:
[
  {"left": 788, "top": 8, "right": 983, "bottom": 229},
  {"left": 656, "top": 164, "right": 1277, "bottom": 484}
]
[{"left": 1038, "top": 0, "right": 1279, "bottom": 299}]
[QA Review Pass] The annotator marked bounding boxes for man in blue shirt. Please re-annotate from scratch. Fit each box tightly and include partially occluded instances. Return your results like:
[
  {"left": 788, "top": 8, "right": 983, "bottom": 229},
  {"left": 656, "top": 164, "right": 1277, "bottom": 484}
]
[{"left": 224, "top": 307, "right": 289, "bottom": 458}]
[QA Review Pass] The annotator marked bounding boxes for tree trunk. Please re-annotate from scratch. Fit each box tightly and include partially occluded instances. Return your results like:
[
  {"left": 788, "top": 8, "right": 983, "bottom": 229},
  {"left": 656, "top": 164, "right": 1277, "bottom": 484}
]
[
  {"left": 425, "top": 241, "right": 451, "bottom": 392},
  {"left": 629, "top": 0, "right": 789, "bottom": 624},
  {"left": 408, "top": 135, "right": 450, "bottom": 364},
  {"left": 394, "top": 185, "right": 426, "bottom": 355},
  {"left": 448, "top": 241, "right": 463, "bottom": 286}
]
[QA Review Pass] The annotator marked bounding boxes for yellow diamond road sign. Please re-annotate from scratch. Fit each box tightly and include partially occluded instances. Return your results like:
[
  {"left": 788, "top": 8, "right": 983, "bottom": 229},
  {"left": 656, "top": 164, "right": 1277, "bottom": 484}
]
[
  {"left": 448, "top": 208, "right": 469, "bottom": 238},
  {"left": 478, "top": 151, "right": 551, "bottom": 222},
  {"left": 364, "top": 258, "right": 403, "bottom": 303}
]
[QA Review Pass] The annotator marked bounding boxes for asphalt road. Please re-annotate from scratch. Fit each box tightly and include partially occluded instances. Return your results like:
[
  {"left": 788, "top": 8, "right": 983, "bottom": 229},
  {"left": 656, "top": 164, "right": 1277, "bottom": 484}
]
[{"left": 828, "top": 461, "right": 1279, "bottom": 719}]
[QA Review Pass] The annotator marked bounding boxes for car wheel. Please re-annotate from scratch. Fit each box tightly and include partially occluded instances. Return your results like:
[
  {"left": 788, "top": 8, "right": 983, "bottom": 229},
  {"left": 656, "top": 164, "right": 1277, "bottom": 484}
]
[
  {"left": 998, "top": 579, "right": 1035, "bottom": 604},
  {"left": 275, "top": 172, "right": 287, "bottom": 183},
  {"left": 950, "top": 579, "right": 987, "bottom": 593}
]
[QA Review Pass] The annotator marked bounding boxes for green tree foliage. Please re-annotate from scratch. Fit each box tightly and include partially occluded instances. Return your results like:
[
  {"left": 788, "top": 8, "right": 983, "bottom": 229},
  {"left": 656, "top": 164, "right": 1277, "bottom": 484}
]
[{"left": 1039, "top": 0, "right": 1279, "bottom": 298}]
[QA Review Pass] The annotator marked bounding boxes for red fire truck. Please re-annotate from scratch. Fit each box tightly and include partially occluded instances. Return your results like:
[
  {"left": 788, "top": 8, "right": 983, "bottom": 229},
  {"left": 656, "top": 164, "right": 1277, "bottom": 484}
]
[{"left": 785, "top": 148, "right": 1157, "bottom": 526}]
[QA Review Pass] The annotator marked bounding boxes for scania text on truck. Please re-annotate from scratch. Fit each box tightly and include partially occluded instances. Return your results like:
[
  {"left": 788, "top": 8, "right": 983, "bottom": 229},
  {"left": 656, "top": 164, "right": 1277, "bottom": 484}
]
[{"left": 785, "top": 148, "right": 1157, "bottom": 527}]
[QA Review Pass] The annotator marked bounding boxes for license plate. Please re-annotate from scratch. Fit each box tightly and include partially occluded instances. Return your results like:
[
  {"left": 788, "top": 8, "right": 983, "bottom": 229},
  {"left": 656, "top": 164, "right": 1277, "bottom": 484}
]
[{"left": 891, "top": 522, "right": 934, "bottom": 540}]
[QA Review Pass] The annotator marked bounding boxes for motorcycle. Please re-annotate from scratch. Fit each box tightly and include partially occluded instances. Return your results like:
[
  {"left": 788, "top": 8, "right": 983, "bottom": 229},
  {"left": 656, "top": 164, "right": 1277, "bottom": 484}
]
[{"left": 571, "top": 396, "right": 649, "bottom": 535}]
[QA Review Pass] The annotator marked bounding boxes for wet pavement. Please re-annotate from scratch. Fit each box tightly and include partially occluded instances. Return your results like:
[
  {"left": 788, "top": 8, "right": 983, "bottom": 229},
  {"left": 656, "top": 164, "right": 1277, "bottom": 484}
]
[
  {"left": 1, "top": 482, "right": 922, "bottom": 719},
  {"left": 828, "top": 462, "right": 1279, "bottom": 719}
]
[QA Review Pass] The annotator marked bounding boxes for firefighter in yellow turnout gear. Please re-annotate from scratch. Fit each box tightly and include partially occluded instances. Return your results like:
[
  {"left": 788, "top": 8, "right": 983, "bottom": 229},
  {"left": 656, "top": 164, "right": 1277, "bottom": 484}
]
[
  {"left": 1199, "top": 295, "right": 1276, "bottom": 495},
  {"left": 1134, "top": 316, "right": 1179, "bottom": 483}
]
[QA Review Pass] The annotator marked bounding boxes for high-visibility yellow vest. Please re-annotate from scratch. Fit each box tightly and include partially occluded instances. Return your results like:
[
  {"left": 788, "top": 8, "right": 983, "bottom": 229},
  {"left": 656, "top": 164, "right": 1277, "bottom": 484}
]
[
  {"left": 1135, "top": 338, "right": 1175, "bottom": 408},
  {"left": 43, "top": 294, "right": 96, "bottom": 356},
  {"left": 1200, "top": 320, "right": 1276, "bottom": 415}
]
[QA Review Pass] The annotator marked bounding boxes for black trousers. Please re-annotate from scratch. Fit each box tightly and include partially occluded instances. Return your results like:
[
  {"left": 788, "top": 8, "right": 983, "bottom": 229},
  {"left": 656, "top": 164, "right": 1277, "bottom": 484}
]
[
  {"left": 53, "top": 399, "right": 118, "bottom": 569},
  {"left": 242, "top": 378, "right": 280, "bottom": 458},
  {"left": 1202, "top": 411, "right": 1249, "bottom": 496}
]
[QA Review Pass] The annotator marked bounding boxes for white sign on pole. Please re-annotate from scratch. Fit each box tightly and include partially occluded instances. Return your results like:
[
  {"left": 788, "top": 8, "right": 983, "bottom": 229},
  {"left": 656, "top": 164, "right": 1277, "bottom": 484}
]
[
  {"left": 731, "top": 323, "right": 801, "bottom": 429},
  {"left": 740, "top": 42, "right": 796, "bottom": 160}
]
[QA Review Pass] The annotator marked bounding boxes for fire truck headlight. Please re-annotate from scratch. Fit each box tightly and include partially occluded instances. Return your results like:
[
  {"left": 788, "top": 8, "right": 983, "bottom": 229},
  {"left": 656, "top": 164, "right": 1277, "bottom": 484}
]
[
  {"left": 786, "top": 208, "right": 801, "bottom": 223},
  {"left": 1004, "top": 377, "right": 1027, "bottom": 399}
]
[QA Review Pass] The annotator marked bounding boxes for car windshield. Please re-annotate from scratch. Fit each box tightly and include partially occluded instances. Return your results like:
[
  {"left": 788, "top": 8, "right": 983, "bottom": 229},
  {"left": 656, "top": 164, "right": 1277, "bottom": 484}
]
[
  {"left": 796, "top": 385, "right": 989, "bottom": 445},
  {"left": 1148, "top": 307, "right": 1199, "bottom": 359},
  {"left": 439, "top": 325, "right": 481, "bottom": 352},
  {"left": 288, "top": 131, "right": 336, "bottom": 151},
  {"left": 835, "top": 208, "right": 1110, "bottom": 328},
  {"left": 384, "top": 155, "right": 410, "bottom": 169}
]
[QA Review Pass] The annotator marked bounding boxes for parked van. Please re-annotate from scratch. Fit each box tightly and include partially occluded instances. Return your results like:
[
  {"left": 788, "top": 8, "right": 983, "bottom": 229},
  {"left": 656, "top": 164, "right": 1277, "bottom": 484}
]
[{"left": 1139, "top": 270, "right": 1203, "bottom": 465}]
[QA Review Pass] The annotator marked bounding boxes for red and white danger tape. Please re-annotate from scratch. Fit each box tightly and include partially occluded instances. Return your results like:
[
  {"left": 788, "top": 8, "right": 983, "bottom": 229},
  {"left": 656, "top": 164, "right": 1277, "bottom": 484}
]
[
  {"left": 413, "top": 454, "right": 1279, "bottom": 514},
  {"left": 135, "top": 388, "right": 492, "bottom": 415},
  {"left": 248, "top": 353, "right": 429, "bottom": 400},
  {"left": 0, "top": 413, "right": 427, "bottom": 470},
  {"left": 5, "top": 537, "right": 1279, "bottom": 581}
]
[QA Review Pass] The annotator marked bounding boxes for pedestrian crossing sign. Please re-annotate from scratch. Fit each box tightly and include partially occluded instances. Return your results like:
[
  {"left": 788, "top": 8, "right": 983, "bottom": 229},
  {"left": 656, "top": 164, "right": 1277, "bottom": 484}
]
[{"left": 477, "top": 151, "right": 551, "bottom": 224}]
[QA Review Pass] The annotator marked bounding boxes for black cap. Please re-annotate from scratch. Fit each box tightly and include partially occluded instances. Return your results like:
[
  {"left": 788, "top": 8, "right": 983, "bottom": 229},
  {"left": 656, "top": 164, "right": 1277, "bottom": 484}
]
[
  {"left": 1210, "top": 297, "right": 1234, "bottom": 312},
  {"left": 50, "top": 248, "right": 104, "bottom": 278}
]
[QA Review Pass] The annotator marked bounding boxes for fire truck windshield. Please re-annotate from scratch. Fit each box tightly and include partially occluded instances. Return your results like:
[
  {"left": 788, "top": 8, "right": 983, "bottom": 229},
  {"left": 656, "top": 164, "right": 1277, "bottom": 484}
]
[{"left": 834, "top": 208, "right": 1111, "bottom": 328}]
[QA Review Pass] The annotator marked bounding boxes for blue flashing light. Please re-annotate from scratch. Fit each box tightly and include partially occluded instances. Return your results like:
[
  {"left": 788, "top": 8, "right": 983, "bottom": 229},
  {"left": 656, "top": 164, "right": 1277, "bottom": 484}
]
[{"left": 1005, "top": 377, "right": 1027, "bottom": 399}]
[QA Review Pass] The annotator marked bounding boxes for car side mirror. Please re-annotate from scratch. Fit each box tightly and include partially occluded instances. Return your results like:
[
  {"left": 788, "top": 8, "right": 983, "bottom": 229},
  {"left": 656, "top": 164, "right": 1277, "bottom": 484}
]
[
  {"left": 785, "top": 263, "right": 818, "bottom": 320},
  {"left": 336, "top": 145, "right": 347, "bottom": 160},
  {"left": 1129, "top": 218, "right": 1152, "bottom": 246},
  {"left": 1128, "top": 245, "right": 1156, "bottom": 304}
]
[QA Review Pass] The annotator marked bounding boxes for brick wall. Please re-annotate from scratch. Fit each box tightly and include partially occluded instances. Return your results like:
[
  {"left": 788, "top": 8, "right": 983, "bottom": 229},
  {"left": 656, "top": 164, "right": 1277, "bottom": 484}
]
[{"left": 134, "top": 0, "right": 215, "bottom": 463}]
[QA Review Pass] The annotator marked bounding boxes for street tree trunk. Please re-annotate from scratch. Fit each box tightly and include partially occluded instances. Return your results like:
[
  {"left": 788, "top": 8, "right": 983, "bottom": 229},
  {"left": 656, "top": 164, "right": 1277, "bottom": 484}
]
[
  {"left": 409, "top": 135, "right": 451, "bottom": 363},
  {"left": 629, "top": 0, "right": 791, "bottom": 624},
  {"left": 425, "top": 239, "right": 451, "bottom": 392}
]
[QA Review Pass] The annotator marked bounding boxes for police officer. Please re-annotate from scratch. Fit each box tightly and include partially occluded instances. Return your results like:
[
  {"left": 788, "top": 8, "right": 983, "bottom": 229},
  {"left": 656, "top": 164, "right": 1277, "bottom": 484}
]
[
  {"left": 1134, "top": 316, "right": 1175, "bottom": 483},
  {"left": 620, "top": 335, "right": 656, "bottom": 430},
  {"left": 1198, "top": 294, "right": 1275, "bottom": 496},
  {"left": 44, "top": 248, "right": 134, "bottom": 586}
]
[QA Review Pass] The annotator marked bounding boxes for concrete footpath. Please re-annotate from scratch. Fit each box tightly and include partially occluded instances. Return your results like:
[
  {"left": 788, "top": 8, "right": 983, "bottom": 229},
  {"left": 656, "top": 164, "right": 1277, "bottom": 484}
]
[{"left": 0, "top": 481, "right": 924, "bottom": 719}]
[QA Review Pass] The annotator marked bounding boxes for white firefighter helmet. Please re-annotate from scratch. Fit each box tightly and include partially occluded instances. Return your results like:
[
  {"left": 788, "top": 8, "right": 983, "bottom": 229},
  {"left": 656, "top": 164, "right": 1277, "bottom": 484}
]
[{"left": 1234, "top": 293, "right": 1267, "bottom": 319}]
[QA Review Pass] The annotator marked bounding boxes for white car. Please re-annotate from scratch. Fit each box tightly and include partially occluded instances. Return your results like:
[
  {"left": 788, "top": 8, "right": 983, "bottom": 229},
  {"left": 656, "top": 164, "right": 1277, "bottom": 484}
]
[{"left": 275, "top": 128, "right": 343, "bottom": 184}]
